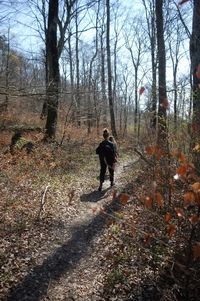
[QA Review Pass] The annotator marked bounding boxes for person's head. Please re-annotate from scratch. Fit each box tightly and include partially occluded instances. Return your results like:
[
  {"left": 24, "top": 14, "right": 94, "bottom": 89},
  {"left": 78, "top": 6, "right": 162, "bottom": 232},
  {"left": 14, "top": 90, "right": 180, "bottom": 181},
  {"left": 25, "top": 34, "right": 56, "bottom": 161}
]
[
  {"left": 103, "top": 128, "right": 109, "bottom": 139},
  {"left": 109, "top": 135, "right": 116, "bottom": 144}
]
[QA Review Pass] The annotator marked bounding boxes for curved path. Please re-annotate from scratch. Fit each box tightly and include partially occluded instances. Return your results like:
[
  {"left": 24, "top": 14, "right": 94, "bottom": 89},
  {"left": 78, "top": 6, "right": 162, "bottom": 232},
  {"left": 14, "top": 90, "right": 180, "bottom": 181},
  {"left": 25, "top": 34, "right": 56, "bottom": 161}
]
[{"left": 6, "top": 160, "right": 135, "bottom": 301}]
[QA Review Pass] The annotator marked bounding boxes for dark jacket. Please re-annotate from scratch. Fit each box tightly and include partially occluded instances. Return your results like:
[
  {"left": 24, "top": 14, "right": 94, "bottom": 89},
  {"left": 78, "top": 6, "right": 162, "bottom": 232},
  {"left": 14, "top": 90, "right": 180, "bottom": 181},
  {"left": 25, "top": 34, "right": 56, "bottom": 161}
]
[{"left": 96, "top": 140, "right": 115, "bottom": 166}]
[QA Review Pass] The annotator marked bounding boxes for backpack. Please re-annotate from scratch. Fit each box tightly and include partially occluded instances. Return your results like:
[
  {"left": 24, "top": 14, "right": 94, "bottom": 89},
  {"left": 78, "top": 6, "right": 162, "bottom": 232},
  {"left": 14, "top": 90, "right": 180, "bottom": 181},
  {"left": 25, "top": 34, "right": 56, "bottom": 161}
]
[{"left": 96, "top": 141, "right": 115, "bottom": 165}]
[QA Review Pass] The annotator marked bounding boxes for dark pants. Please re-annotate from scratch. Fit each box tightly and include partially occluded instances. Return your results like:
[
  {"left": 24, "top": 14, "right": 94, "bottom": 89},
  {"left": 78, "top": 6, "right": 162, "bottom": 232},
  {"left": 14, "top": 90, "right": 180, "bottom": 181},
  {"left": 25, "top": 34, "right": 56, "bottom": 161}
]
[{"left": 99, "top": 160, "right": 114, "bottom": 183}]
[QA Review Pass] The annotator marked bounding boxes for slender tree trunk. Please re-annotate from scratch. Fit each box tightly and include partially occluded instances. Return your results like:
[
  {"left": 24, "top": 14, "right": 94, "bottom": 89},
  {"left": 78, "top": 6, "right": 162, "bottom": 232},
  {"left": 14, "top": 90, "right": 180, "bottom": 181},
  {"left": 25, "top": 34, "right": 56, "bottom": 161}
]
[
  {"left": 142, "top": 0, "right": 157, "bottom": 128},
  {"left": 41, "top": 0, "right": 48, "bottom": 119},
  {"left": 156, "top": 0, "right": 168, "bottom": 151},
  {"left": 68, "top": 30, "right": 75, "bottom": 122},
  {"left": 45, "top": 0, "right": 60, "bottom": 140},
  {"left": 173, "top": 64, "right": 178, "bottom": 133},
  {"left": 100, "top": 30, "right": 107, "bottom": 126},
  {"left": 75, "top": 4, "right": 81, "bottom": 127},
  {"left": 106, "top": 0, "right": 117, "bottom": 138},
  {"left": 5, "top": 27, "right": 10, "bottom": 112},
  {"left": 134, "top": 69, "right": 138, "bottom": 134},
  {"left": 190, "top": 0, "right": 200, "bottom": 174}
]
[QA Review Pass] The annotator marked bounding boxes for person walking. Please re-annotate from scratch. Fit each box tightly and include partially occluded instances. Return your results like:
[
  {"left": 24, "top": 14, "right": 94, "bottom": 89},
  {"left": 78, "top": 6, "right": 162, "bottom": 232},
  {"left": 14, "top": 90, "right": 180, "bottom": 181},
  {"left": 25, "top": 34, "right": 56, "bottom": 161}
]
[{"left": 96, "top": 128, "right": 116, "bottom": 191}]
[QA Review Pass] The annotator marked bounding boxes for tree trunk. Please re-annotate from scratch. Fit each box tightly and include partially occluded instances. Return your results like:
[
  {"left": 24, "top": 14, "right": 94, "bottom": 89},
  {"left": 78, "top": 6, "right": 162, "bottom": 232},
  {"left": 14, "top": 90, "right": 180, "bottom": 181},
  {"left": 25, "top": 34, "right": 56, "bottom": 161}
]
[
  {"left": 106, "top": 0, "right": 117, "bottom": 138},
  {"left": 156, "top": 0, "right": 168, "bottom": 151},
  {"left": 75, "top": 4, "right": 81, "bottom": 127},
  {"left": 100, "top": 29, "right": 107, "bottom": 127},
  {"left": 190, "top": 0, "right": 200, "bottom": 174},
  {"left": 142, "top": 0, "right": 157, "bottom": 128},
  {"left": 44, "top": 0, "right": 60, "bottom": 140}
]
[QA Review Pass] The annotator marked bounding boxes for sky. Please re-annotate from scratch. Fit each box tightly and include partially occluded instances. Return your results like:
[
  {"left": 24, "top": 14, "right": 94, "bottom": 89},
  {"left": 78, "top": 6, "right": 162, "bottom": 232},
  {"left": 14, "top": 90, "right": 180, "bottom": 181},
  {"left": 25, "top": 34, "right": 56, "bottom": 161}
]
[{"left": 0, "top": 0, "right": 192, "bottom": 104}]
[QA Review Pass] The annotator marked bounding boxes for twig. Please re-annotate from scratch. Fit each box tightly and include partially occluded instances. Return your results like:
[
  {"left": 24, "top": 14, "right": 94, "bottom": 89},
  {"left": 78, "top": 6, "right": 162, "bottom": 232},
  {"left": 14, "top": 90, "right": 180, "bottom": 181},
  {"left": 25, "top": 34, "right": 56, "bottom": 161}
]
[
  {"left": 134, "top": 147, "right": 154, "bottom": 166},
  {"left": 37, "top": 185, "right": 50, "bottom": 219}
]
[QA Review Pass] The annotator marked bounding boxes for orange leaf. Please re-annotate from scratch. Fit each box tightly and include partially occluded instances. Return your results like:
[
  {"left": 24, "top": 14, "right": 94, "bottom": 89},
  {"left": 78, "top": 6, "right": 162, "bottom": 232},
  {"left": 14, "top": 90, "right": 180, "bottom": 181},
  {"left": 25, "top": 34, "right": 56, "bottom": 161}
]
[
  {"left": 189, "top": 215, "right": 199, "bottom": 225},
  {"left": 167, "top": 224, "right": 176, "bottom": 238},
  {"left": 178, "top": 152, "right": 186, "bottom": 162},
  {"left": 193, "top": 242, "right": 200, "bottom": 260},
  {"left": 183, "top": 192, "right": 196, "bottom": 205},
  {"left": 177, "top": 164, "right": 188, "bottom": 176},
  {"left": 191, "top": 182, "right": 200, "bottom": 192},
  {"left": 155, "top": 149, "right": 165, "bottom": 160},
  {"left": 145, "top": 196, "right": 153, "bottom": 208},
  {"left": 120, "top": 193, "right": 129, "bottom": 205},
  {"left": 175, "top": 207, "right": 184, "bottom": 218},
  {"left": 146, "top": 145, "right": 156, "bottom": 156},
  {"left": 155, "top": 192, "right": 164, "bottom": 208},
  {"left": 165, "top": 212, "right": 171, "bottom": 223}
]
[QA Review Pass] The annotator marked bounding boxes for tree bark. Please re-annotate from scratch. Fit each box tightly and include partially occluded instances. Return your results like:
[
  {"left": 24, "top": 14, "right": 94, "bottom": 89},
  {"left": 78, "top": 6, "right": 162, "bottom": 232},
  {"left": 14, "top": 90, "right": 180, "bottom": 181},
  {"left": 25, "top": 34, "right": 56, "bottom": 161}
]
[
  {"left": 142, "top": 0, "right": 157, "bottom": 128},
  {"left": 44, "top": 0, "right": 60, "bottom": 140},
  {"left": 155, "top": 0, "right": 168, "bottom": 151},
  {"left": 106, "top": 0, "right": 117, "bottom": 138},
  {"left": 190, "top": 0, "right": 200, "bottom": 174}
]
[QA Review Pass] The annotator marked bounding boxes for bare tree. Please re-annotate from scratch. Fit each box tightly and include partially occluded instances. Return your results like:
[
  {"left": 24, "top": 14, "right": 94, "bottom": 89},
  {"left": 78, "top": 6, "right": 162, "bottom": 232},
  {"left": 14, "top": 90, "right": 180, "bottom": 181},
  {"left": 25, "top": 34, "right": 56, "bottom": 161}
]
[
  {"left": 106, "top": 0, "right": 117, "bottom": 138},
  {"left": 190, "top": 0, "right": 200, "bottom": 174},
  {"left": 156, "top": 0, "right": 168, "bottom": 151},
  {"left": 124, "top": 17, "right": 146, "bottom": 135},
  {"left": 44, "top": 0, "right": 60, "bottom": 139},
  {"left": 142, "top": 0, "right": 157, "bottom": 128}
]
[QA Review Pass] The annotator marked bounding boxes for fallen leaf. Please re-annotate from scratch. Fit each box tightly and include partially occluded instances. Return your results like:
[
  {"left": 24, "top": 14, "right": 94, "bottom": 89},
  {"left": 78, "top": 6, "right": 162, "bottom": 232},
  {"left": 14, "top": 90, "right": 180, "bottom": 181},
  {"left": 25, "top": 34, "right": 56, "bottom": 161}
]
[
  {"left": 189, "top": 215, "right": 199, "bottom": 225},
  {"left": 191, "top": 182, "right": 200, "bottom": 192},
  {"left": 120, "top": 193, "right": 130, "bottom": 205},
  {"left": 175, "top": 207, "right": 184, "bottom": 218},
  {"left": 155, "top": 192, "right": 164, "bottom": 208},
  {"left": 177, "top": 164, "right": 188, "bottom": 176},
  {"left": 183, "top": 192, "right": 196, "bottom": 205},
  {"left": 165, "top": 212, "right": 171, "bottom": 223},
  {"left": 145, "top": 196, "right": 153, "bottom": 208},
  {"left": 167, "top": 224, "right": 176, "bottom": 238},
  {"left": 193, "top": 242, "right": 200, "bottom": 260}
]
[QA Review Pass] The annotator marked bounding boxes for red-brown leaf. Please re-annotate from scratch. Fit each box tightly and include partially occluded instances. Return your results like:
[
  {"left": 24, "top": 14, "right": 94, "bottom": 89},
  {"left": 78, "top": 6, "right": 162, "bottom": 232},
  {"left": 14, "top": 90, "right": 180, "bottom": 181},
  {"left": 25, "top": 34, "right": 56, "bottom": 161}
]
[
  {"left": 146, "top": 145, "right": 156, "bottom": 156},
  {"left": 167, "top": 224, "right": 176, "bottom": 238},
  {"left": 155, "top": 192, "right": 164, "bottom": 208},
  {"left": 139, "top": 86, "right": 145, "bottom": 95},
  {"left": 177, "top": 164, "right": 188, "bottom": 176},
  {"left": 193, "top": 242, "right": 200, "bottom": 260},
  {"left": 175, "top": 207, "right": 184, "bottom": 218},
  {"left": 183, "top": 192, "right": 196, "bottom": 205},
  {"left": 120, "top": 193, "right": 130, "bottom": 205},
  {"left": 189, "top": 215, "right": 199, "bottom": 225},
  {"left": 145, "top": 196, "right": 153, "bottom": 208},
  {"left": 165, "top": 212, "right": 171, "bottom": 223}
]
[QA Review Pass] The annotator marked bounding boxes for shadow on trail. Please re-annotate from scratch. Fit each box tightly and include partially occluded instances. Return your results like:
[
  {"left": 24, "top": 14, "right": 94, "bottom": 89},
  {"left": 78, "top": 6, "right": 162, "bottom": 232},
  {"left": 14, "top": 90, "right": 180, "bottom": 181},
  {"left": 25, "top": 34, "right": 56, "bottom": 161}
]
[
  {"left": 6, "top": 194, "right": 121, "bottom": 301},
  {"left": 80, "top": 187, "right": 110, "bottom": 202}
]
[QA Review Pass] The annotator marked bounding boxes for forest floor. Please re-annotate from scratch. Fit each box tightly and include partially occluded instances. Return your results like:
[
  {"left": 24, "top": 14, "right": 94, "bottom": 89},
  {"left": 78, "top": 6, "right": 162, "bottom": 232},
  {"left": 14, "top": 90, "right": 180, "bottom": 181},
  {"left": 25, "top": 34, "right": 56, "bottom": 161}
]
[{"left": 1, "top": 128, "right": 200, "bottom": 301}]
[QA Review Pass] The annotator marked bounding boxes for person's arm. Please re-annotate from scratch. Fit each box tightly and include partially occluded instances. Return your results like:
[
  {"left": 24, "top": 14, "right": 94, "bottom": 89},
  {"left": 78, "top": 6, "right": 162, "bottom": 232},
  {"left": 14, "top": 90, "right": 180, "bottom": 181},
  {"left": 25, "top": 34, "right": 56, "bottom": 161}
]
[{"left": 96, "top": 143, "right": 102, "bottom": 154}]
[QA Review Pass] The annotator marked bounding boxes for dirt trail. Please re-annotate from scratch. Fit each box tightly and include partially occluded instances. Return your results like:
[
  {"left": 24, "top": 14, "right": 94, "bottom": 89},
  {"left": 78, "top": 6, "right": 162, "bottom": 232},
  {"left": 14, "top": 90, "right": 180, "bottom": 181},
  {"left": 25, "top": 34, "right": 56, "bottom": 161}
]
[{"left": 6, "top": 159, "right": 136, "bottom": 301}]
